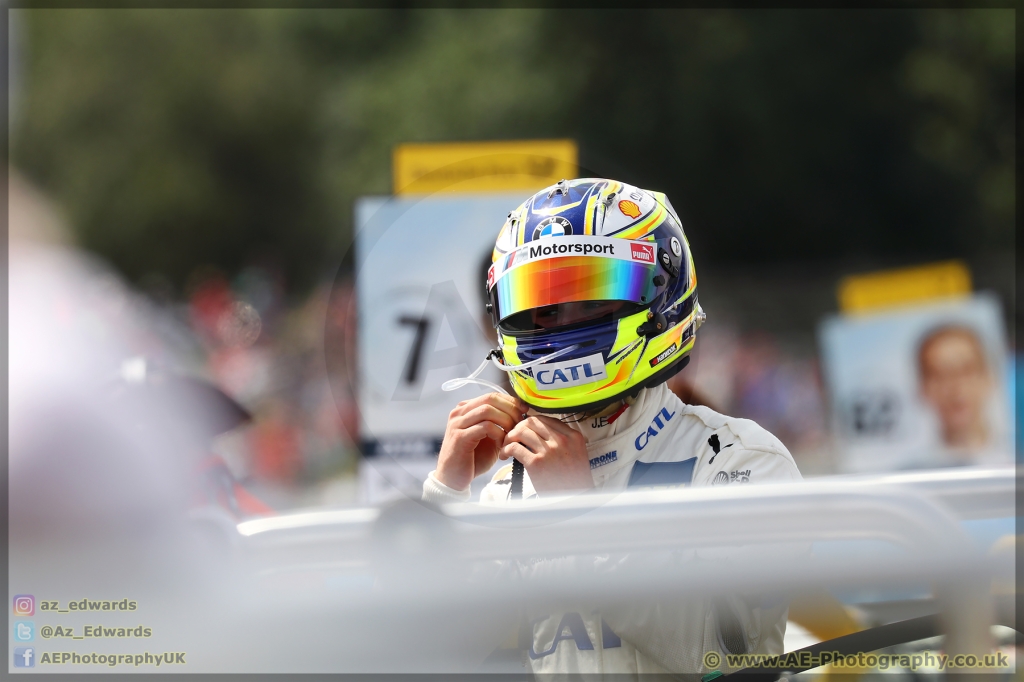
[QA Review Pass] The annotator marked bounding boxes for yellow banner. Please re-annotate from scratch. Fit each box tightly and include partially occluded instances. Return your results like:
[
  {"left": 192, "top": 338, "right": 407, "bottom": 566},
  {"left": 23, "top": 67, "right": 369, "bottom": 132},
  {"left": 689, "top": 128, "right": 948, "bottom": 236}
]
[
  {"left": 393, "top": 139, "right": 578, "bottom": 195},
  {"left": 838, "top": 260, "right": 972, "bottom": 314}
]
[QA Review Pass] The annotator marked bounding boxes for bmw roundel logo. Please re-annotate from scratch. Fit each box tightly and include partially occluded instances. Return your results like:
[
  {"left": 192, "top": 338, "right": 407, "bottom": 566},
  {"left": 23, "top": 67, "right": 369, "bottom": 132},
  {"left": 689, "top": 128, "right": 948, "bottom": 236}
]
[{"left": 533, "top": 216, "right": 573, "bottom": 240}]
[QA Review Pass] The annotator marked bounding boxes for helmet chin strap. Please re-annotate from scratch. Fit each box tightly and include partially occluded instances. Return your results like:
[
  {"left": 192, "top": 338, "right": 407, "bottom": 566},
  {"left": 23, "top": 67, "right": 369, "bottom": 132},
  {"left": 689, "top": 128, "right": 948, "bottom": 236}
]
[
  {"left": 440, "top": 344, "right": 583, "bottom": 501},
  {"left": 509, "top": 458, "right": 525, "bottom": 500},
  {"left": 554, "top": 393, "right": 634, "bottom": 425}
]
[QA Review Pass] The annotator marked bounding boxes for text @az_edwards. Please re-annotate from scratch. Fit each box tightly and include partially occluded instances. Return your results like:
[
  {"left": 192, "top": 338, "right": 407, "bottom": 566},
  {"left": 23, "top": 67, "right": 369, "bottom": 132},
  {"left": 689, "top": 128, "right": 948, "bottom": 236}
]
[{"left": 40, "top": 624, "right": 152, "bottom": 639}]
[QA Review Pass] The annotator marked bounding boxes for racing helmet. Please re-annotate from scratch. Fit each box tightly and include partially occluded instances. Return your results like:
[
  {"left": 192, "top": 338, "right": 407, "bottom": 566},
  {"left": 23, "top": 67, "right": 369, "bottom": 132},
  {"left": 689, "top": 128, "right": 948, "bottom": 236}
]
[{"left": 486, "top": 178, "right": 705, "bottom": 413}]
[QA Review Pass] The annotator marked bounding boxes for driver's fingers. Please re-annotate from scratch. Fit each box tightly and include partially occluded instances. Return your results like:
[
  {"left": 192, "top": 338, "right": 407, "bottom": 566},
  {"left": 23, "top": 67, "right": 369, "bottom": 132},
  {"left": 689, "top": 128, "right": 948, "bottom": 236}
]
[
  {"left": 451, "top": 403, "right": 517, "bottom": 433},
  {"left": 518, "top": 415, "right": 559, "bottom": 441},
  {"left": 461, "top": 392, "right": 524, "bottom": 424},
  {"left": 533, "top": 414, "right": 585, "bottom": 444},
  {"left": 501, "top": 441, "right": 536, "bottom": 465},
  {"left": 460, "top": 421, "right": 506, "bottom": 448},
  {"left": 505, "top": 422, "right": 547, "bottom": 454},
  {"left": 488, "top": 392, "right": 527, "bottom": 422}
]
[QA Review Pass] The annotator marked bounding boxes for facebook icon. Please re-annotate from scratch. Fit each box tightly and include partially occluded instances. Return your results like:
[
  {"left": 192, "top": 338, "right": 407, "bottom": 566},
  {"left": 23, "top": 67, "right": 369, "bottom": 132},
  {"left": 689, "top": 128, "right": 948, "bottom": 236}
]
[{"left": 14, "top": 647, "right": 35, "bottom": 668}]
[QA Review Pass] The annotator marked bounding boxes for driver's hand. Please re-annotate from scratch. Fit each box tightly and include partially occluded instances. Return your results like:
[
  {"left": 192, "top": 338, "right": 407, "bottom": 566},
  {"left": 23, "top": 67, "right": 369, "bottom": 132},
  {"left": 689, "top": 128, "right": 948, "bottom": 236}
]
[
  {"left": 435, "top": 393, "right": 524, "bottom": 491},
  {"left": 501, "top": 415, "right": 595, "bottom": 493}
]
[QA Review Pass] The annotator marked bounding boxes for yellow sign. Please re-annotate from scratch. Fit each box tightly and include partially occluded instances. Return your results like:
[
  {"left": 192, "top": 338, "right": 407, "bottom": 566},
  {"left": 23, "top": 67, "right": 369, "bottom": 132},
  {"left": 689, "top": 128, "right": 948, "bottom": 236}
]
[
  {"left": 838, "top": 260, "right": 972, "bottom": 314},
  {"left": 393, "top": 139, "right": 578, "bottom": 195}
]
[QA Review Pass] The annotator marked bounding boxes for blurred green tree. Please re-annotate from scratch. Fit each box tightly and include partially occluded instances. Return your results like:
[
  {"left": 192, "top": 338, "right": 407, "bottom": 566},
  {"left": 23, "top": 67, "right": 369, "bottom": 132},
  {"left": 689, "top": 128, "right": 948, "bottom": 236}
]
[
  {"left": 12, "top": 9, "right": 1013, "bottom": 295},
  {"left": 14, "top": 10, "right": 338, "bottom": 292}
]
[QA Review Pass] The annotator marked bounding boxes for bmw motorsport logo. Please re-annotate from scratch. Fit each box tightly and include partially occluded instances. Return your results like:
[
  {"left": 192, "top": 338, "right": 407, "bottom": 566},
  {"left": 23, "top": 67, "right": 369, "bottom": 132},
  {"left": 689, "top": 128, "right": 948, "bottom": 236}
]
[{"left": 533, "top": 216, "right": 573, "bottom": 240}]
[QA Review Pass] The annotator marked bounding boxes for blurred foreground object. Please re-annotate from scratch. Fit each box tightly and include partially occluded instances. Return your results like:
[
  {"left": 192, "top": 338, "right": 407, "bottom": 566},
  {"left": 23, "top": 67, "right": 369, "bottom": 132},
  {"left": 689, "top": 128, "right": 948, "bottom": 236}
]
[
  {"left": 9, "top": 168, "right": 71, "bottom": 245},
  {"left": 109, "top": 358, "right": 274, "bottom": 521},
  {"left": 9, "top": 176, "right": 259, "bottom": 670},
  {"left": 231, "top": 469, "right": 1013, "bottom": 673},
  {"left": 10, "top": 174, "right": 192, "bottom": 545}
]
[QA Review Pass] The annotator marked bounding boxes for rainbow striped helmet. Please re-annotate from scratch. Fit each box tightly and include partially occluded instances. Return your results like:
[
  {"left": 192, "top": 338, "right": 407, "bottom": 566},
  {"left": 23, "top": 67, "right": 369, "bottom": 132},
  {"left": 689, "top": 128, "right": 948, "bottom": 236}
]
[{"left": 485, "top": 178, "right": 704, "bottom": 413}]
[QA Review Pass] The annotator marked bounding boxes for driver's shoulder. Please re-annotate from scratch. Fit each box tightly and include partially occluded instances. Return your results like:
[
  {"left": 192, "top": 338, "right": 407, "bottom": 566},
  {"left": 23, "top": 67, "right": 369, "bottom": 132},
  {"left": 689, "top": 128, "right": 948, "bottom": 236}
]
[
  {"left": 665, "top": 403, "right": 801, "bottom": 482},
  {"left": 676, "top": 403, "right": 790, "bottom": 456}
]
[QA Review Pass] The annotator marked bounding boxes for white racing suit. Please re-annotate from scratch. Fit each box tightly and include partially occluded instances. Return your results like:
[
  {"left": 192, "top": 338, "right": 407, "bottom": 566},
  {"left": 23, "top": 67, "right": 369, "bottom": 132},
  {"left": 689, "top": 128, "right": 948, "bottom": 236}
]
[{"left": 423, "top": 383, "right": 802, "bottom": 676}]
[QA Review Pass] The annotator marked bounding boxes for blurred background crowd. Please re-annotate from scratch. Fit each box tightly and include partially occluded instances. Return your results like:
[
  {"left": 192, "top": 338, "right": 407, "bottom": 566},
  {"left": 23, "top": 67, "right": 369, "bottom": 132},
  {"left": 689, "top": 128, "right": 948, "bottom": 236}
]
[{"left": 9, "top": 9, "right": 1015, "bottom": 510}]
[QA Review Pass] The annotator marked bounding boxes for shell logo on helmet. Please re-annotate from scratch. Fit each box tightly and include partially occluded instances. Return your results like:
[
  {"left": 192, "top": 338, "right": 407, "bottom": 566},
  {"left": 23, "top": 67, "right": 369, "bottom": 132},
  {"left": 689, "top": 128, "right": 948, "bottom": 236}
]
[
  {"left": 618, "top": 200, "right": 642, "bottom": 219},
  {"left": 485, "top": 178, "right": 705, "bottom": 414}
]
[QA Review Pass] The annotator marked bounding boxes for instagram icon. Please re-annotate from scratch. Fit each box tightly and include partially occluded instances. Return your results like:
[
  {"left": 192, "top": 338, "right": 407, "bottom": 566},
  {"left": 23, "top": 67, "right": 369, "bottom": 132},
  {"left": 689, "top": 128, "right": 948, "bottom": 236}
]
[{"left": 13, "top": 595, "right": 34, "bottom": 616}]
